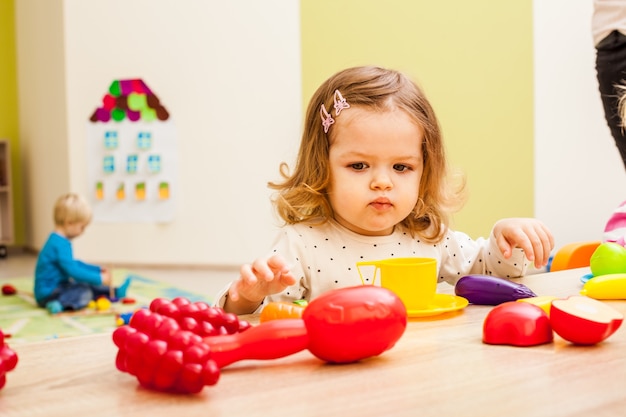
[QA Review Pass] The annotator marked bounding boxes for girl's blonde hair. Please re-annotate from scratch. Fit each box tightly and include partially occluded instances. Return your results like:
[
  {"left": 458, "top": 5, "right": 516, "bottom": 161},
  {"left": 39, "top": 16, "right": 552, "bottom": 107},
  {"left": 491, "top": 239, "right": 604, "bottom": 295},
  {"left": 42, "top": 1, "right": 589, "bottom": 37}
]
[
  {"left": 269, "top": 66, "right": 466, "bottom": 243},
  {"left": 53, "top": 193, "right": 92, "bottom": 226}
]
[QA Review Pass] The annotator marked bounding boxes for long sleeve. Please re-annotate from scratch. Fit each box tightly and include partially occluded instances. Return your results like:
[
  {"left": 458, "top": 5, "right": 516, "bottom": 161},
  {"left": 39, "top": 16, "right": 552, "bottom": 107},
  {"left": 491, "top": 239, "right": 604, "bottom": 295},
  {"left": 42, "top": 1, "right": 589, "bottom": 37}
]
[
  {"left": 34, "top": 233, "right": 102, "bottom": 302},
  {"left": 213, "top": 221, "right": 530, "bottom": 311},
  {"left": 437, "top": 229, "right": 528, "bottom": 285}
]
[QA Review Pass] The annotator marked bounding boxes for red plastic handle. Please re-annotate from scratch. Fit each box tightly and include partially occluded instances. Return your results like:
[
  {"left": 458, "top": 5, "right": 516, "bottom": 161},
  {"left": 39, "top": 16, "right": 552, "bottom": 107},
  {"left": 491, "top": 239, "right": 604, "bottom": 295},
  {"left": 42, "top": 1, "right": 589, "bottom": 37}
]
[{"left": 203, "top": 319, "right": 309, "bottom": 368}]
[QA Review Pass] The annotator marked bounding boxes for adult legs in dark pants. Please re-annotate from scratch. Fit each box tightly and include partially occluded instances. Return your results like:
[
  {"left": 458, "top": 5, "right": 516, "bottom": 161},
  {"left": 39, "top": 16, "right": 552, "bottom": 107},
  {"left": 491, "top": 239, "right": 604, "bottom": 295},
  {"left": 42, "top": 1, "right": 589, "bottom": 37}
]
[{"left": 596, "top": 30, "right": 626, "bottom": 171}]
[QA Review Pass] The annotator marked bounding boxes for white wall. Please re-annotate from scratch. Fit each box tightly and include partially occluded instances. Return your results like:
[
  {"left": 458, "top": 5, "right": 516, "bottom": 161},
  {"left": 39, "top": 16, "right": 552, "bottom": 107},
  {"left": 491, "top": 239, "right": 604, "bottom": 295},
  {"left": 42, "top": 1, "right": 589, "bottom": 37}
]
[
  {"left": 18, "top": 0, "right": 621, "bottom": 268},
  {"left": 534, "top": 0, "right": 626, "bottom": 252},
  {"left": 20, "top": 0, "right": 301, "bottom": 266},
  {"left": 15, "top": 0, "right": 71, "bottom": 258}
]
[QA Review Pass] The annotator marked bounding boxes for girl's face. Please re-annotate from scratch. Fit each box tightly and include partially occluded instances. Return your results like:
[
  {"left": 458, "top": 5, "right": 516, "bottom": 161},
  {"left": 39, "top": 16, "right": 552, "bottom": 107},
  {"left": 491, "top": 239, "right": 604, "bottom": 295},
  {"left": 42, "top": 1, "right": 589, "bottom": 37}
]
[{"left": 327, "top": 106, "right": 423, "bottom": 236}]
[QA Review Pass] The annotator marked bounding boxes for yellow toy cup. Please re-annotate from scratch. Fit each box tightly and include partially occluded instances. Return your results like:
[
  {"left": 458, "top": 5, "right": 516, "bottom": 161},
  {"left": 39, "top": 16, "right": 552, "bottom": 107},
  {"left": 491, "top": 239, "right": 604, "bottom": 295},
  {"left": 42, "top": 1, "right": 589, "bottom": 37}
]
[{"left": 357, "top": 257, "right": 437, "bottom": 310}]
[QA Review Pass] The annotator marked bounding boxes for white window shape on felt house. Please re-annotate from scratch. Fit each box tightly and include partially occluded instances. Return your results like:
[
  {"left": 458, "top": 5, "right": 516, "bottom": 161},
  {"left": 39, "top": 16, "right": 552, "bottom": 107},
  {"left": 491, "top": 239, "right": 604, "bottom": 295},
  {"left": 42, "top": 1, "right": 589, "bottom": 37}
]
[
  {"left": 127, "top": 154, "right": 139, "bottom": 173},
  {"left": 137, "top": 132, "right": 152, "bottom": 150},
  {"left": 103, "top": 155, "right": 115, "bottom": 173},
  {"left": 104, "top": 131, "right": 118, "bottom": 149},
  {"left": 147, "top": 154, "right": 161, "bottom": 173}
]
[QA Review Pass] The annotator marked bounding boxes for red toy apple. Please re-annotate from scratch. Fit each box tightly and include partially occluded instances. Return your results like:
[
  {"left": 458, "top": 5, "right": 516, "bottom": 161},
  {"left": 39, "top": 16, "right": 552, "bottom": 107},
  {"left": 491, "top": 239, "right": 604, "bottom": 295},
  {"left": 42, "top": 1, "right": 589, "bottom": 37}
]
[
  {"left": 483, "top": 301, "right": 553, "bottom": 347},
  {"left": 550, "top": 296, "right": 623, "bottom": 345}
]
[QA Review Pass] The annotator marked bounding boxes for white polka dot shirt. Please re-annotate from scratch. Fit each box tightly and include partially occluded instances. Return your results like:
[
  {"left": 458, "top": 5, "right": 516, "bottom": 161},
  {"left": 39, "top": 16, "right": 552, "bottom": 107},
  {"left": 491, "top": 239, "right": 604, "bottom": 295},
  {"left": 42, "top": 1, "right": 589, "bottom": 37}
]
[{"left": 214, "top": 219, "right": 528, "bottom": 310}]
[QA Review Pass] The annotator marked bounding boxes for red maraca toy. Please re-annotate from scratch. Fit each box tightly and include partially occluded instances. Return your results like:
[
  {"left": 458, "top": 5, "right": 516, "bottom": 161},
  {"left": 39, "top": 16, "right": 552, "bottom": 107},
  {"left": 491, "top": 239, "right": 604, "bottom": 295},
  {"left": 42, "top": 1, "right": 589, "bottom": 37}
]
[
  {"left": 113, "top": 286, "right": 407, "bottom": 394},
  {"left": 0, "top": 329, "right": 19, "bottom": 390}
]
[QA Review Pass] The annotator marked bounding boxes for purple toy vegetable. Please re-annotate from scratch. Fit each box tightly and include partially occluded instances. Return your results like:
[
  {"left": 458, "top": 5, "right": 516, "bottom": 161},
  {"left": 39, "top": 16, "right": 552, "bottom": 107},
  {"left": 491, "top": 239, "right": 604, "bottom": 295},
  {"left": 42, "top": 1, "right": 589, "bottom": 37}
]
[{"left": 454, "top": 274, "right": 536, "bottom": 305}]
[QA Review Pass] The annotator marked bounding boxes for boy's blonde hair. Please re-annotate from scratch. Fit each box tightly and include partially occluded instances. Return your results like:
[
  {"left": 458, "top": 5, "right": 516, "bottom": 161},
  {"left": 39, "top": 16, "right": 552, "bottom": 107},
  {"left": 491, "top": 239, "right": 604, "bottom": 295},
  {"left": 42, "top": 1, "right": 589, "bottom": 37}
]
[
  {"left": 269, "top": 65, "right": 466, "bottom": 243},
  {"left": 53, "top": 193, "right": 92, "bottom": 226}
]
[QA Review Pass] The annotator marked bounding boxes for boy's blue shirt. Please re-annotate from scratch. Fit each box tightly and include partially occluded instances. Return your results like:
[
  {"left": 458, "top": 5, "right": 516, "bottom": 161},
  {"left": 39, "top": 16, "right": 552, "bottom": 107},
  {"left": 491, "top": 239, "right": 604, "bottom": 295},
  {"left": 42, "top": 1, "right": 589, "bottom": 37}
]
[{"left": 34, "top": 232, "right": 102, "bottom": 303}]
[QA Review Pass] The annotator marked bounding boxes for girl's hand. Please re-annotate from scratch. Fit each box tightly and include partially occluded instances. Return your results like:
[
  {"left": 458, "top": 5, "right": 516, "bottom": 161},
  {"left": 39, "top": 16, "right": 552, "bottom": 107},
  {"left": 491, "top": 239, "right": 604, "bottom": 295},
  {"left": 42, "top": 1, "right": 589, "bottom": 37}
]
[
  {"left": 493, "top": 218, "right": 555, "bottom": 269},
  {"left": 225, "top": 255, "right": 297, "bottom": 315}
]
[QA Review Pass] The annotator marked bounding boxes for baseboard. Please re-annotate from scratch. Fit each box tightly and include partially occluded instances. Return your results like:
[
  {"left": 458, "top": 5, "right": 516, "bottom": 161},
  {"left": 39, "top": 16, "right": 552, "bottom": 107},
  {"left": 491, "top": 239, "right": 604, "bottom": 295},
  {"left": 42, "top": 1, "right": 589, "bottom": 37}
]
[{"left": 7, "top": 245, "right": 240, "bottom": 271}]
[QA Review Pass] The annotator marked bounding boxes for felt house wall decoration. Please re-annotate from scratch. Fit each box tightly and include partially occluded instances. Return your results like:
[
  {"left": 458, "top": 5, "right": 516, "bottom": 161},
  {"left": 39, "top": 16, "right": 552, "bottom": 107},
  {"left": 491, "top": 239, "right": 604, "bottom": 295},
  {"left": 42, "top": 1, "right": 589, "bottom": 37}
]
[{"left": 87, "top": 79, "right": 177, "bottom": 222}]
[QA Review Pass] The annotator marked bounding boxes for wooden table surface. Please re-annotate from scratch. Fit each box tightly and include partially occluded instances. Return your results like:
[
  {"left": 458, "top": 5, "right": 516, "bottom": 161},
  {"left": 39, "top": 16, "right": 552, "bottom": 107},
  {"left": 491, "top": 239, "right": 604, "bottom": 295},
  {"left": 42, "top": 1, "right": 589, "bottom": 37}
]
[{"left": 1, "top": 268, "right": 625, "bottom": 417}]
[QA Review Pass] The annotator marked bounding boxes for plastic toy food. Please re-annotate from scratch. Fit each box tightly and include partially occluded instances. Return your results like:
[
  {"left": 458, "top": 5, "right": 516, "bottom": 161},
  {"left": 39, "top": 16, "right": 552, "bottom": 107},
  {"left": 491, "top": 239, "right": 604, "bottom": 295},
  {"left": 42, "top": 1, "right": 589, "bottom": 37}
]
[
  {"left": 147, "top": 297, "right": 251, "bottom": 336},
  {"left": 580, "top": 273, "right": 626, "bottom": 300},
  {"left": 302, "top": 285, "right": 406, "bottom": 363},
  {"left": 589, "top": 242, "right": 626, "bottom": 277},
  {"left": 550, "top": 296, "right": 623, "bottom": 345},
  {"left": 0, "top": 329, "right": 19, "bottom": 390},
  {"left": 208, "top": 285, "right": 406, "bottom": 367},
  {"left": 516, "top": 296, "right": 558, "bottom": 316},
  {"left": 455, "top": 274, "right": 536, "bottom": 305},
  {"left": 113, "top": 298, "right": 252, "bottom": 393},
  {"left": 483, "top": 301, "right": 553, "bottom": 347},
  {"left": 259, "top": 301, "right": 306, "bottom": 323},
  {"left": 113, "top": 286, "right": 407, "bottom": 394}
]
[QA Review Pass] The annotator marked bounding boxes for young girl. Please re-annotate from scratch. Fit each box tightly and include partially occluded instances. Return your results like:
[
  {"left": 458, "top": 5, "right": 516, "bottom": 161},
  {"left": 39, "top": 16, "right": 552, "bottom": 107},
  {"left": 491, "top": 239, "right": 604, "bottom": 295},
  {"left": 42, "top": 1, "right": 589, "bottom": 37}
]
[
  {"left": 34, "top": 193, "right": 131, "bottom": 314},
  {"left": 216, "top": 66, "right": 554, "bottom": 315}
]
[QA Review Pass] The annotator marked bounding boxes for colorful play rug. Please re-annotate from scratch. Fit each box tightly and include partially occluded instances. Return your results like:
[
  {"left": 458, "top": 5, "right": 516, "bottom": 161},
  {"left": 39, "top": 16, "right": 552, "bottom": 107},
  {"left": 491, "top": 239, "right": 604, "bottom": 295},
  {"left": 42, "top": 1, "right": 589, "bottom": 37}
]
[{"left": 0, "top": 271, "right": 212, "bottom": 345}]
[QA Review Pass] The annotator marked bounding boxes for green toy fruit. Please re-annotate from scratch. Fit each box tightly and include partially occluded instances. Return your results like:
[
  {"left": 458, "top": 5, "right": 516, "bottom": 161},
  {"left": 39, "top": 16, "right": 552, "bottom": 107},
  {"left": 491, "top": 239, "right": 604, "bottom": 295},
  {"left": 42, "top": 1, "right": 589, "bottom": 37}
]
[{"left": 590, "top": 242, "right": 626, "bottom": 276}]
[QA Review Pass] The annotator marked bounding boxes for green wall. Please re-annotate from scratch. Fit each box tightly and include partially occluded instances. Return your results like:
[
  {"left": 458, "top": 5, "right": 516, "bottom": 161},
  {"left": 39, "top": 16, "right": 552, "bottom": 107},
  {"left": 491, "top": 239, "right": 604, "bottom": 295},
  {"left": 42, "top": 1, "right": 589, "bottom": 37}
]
[
  {"left": 0, "top": 0, "right": 24, "bottom": 246},
  {"left": 301, "top": 0, "right": 534, "bottom": 238}
]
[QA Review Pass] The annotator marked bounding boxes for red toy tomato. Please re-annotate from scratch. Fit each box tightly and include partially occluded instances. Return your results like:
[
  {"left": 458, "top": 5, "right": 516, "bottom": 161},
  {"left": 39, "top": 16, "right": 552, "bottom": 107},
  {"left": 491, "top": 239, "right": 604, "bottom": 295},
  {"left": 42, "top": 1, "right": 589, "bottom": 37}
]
[
  {"left": 303, "top": 285, "right": 407, "bottom": 363},
  {"left": 550, "top": 296, "right": 623, "bottom": 345},
  {"left": 483, "top": 301, "right": 553, "bottom": 347}
]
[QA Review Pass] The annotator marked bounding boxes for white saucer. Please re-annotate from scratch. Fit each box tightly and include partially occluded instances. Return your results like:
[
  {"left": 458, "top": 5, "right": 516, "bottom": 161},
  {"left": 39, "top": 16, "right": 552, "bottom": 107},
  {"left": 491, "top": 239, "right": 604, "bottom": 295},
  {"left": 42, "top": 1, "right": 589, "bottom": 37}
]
[{"left": 406, "top": 293, "right": 469, "bottom": 318}]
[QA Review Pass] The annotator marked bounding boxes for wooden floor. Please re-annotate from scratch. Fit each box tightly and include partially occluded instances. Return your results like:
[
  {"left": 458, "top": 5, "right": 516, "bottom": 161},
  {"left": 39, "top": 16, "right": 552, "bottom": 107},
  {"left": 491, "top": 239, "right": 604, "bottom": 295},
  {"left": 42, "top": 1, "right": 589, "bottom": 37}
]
[{"left": 0, "top": 251, "right": 237, "bottom": 300}]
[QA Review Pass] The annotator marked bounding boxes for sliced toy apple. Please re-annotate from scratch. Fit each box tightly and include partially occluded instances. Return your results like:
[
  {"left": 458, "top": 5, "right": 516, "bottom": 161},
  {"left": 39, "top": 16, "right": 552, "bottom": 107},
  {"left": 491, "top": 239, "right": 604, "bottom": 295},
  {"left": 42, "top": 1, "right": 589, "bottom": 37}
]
[
  {"left": 550, "top": 296, "right": 623, "bottom": 345},
  {"left": 483, "top": 301, "right": 553, "bottom": 347}
]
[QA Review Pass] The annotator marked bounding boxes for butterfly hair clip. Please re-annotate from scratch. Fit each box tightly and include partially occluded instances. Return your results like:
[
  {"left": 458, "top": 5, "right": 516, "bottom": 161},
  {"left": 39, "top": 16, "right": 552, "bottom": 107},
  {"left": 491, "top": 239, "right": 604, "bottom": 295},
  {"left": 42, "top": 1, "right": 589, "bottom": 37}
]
[
  {"left": 320, "top": 90, "right": 350, "bottom": 133},
  {"left": 320, "top": 103, "right": 335, "bottom": 134},
  {"left": 333, "top": 90, "right": 350, "bottom": 116}
]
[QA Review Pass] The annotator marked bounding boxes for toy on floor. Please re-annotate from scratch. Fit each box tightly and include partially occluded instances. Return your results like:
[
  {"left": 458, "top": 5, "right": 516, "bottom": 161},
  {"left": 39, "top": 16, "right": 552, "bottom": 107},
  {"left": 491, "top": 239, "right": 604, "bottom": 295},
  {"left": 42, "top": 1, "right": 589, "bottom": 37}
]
[
  {"left": 113, "top": 286, "right": 407, "bottom": 394},
  {"left": 454, "top": 274, "right": 536, "bottom": 305},
  {"left": 0, "top": 329, "right": 18, "bottom": 390},
  {"left": 1, "top": 284, "right": 17, "bottom": 296},
  {"left": 50, "top": 296, "right": 117, "bottom": 317},
  {"left": 116, "top": 311, "right": 136, "bottom": 326}
]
